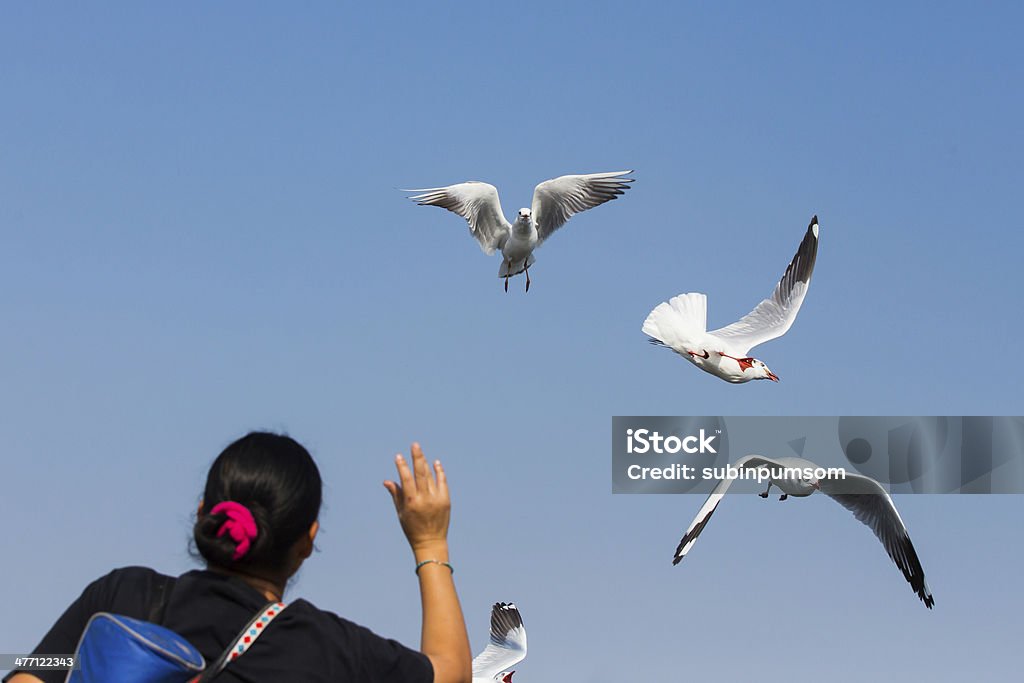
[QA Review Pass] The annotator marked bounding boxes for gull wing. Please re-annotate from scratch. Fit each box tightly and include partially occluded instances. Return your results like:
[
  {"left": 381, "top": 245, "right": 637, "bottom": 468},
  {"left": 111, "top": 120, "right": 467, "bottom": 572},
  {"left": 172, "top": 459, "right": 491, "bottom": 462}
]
[
  {"left": 471, "top": 602, "right": 527, "bottom": 680},
  {"left": 819, "top": 473, "right": 935, "bottom": 608},
  {"left": 406, "top": 182, "right": 511, "bottom": 255},
  {"left": 673, "top": 455, "right": 789, "bottom": 564},
  {"left": 708, "top": 216, "right": 819, "bottom": 355},
  {"left": 530, "top": 171, "right": 634, "bottom": 243}
]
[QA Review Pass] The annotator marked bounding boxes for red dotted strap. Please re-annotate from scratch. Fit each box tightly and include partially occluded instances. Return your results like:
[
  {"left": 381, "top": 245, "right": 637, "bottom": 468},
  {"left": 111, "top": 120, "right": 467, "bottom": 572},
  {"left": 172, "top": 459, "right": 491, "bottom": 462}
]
[{"left": 224, "top": 602, "right": 287, "bottom": 664}]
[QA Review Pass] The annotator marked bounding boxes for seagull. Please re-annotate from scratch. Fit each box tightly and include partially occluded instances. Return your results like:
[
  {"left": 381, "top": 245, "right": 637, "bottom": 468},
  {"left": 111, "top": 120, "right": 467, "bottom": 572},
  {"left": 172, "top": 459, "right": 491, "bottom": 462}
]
[
  {"left": 673, "top": 454, "right": 935, "bottom": 609},
  {"left": 406, "top": 171, "right": 634, "bottom": 292},
  {"left": 472, "top": 602, "right": 527, "bottom": 683},
  {"left": 643, "top": 215, "right": 819, "bottom": 382}
]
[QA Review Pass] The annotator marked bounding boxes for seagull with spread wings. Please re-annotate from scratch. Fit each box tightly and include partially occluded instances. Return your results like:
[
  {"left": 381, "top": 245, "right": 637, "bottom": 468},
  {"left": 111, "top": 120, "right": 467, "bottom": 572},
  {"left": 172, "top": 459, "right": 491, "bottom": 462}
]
[
  {"left": 472, "top": 602, "right": 527, "bottom": 683},
  {"left": 673, "top": 454, "right": 935, "bottom": 609},
  {"left": 406, "top": 171, "right": 634, "bottom": 292},
  {"left": 643, "top": 215, "right": 819, "bottom": 382}
]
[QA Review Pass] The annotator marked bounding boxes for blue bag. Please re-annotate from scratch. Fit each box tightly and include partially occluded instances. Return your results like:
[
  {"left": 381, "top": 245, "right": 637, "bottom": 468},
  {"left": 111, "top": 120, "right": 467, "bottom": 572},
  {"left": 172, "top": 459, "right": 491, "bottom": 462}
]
[
  {"left": 64, "top": 575, "right": 287, "bottom": 683},
  {"left": 67, "top": 613, "right": 205, "bottom": 683}
]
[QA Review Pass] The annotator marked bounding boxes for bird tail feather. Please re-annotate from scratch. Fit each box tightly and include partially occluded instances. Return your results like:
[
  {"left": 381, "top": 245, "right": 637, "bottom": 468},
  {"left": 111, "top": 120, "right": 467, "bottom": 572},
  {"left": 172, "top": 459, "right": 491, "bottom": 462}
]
[
  {"left": 498, "top": 254, "right": 536, "bottom": 277},
  {"left": 642, "top": 293, "right": 708, "bottom": 347}
]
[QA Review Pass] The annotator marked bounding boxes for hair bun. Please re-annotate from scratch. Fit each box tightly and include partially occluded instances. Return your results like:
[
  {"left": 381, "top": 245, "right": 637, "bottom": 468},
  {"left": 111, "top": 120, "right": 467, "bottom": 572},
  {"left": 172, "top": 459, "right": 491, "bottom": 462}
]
[{"left": 210, "top": 501, "right": 259, "bottom": 560}]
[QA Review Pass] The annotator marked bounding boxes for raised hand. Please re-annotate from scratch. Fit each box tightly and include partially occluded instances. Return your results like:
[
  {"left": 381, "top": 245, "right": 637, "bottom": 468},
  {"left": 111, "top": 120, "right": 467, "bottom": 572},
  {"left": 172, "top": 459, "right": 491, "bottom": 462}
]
[{"left": 383, "top": 442, "right": 451, "bottom": 554}]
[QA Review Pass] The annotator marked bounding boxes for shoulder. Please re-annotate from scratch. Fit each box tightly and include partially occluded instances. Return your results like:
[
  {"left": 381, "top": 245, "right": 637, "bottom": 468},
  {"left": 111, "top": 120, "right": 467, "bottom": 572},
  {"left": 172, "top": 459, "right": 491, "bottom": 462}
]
[
  {"left": 102, "top": 565, "right": 168, "bottom": 584},
  {"left": 89, "top": 566, "right": 171, "bottom": 597},
  {"left": 266, "top": 600, "right": 432, "bottom": 681},
  {"left": 273, "top": 599, "right": 364, "bottom": 636},
  {"left": 281, "top": 599, "right": 388, "bottom": 639},
  {"left": 78, "top": 566, "right": 166, "bottom": 595},
  {"left": 71, "top": 566, "right": 175, "bottom": 620}
]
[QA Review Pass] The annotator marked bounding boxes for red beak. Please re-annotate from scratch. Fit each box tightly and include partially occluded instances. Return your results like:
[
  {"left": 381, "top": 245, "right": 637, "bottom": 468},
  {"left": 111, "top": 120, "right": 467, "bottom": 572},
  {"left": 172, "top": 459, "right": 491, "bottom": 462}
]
[{"left": 767, "top": 371, "right": 780, "bottom": 382}]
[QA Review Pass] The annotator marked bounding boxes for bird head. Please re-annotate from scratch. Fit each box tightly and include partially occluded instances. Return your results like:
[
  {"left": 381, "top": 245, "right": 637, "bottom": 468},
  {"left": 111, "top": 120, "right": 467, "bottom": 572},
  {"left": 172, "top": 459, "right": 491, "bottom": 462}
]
[
  {"left": 499, "top": 672, "right": 515, "bottom": 683},
  {"left": 802, "top": 473, "right": 821, "bottom": 491},
  {"left": 517, "top": 208, "right": 532, "bottom": 221},
  {"left": 751, "top": 359, "right": 779, "bottom": 382}
]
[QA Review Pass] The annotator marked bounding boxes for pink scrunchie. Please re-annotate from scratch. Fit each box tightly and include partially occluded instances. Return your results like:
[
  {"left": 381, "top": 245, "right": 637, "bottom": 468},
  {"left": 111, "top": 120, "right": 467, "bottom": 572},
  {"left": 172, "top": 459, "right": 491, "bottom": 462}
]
[{"left": 210, "top": 501, "right": 258, "bottom": 561}]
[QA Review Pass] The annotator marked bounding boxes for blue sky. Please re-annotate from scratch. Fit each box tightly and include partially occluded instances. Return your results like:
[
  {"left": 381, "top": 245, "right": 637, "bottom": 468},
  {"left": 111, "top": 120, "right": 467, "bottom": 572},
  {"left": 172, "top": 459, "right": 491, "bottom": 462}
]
[{"left": 2, "top": 2, "right": 1022, "bottom": 681}]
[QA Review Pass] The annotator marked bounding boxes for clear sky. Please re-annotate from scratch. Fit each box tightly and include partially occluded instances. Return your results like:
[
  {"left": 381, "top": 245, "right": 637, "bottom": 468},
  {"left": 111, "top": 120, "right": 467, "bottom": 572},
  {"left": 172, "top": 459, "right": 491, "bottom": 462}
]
[{"left": 2, "top": 2, "right": 1022, "bottom": 681}]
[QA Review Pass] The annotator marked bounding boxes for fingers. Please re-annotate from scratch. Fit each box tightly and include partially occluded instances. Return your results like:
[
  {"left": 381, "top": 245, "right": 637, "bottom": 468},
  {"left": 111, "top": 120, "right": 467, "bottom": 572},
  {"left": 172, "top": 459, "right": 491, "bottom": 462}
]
[
  {"left": 390, "top": 443, "right": 444, "bottom": 508},
  {"left": 411, "top": 442, "right": 435, "bottom": 494},
  {"left": 382, "top": 480, "right": 401, "bottom": 510},
  {"left": 434, "top": 460, "right": 448, "bottom": 497},
  {"left": 395, "top": 452, "right": 415, "bottom": 492}
]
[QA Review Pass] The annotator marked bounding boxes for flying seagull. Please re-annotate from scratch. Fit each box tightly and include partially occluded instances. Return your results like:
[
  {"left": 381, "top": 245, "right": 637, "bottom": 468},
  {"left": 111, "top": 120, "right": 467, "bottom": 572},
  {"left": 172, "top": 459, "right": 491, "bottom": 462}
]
[
  {"left": 643, "top": 215, "right": 819, "bottom": 382},
  {"left": 673, "top": 454, "right": 935, "bottom": 609},
  {"left": 472, "top": 602, "right": 527, "bottom": 683},
  {"left": 406, "top": 171, "right": 634, "bottom": 292}
]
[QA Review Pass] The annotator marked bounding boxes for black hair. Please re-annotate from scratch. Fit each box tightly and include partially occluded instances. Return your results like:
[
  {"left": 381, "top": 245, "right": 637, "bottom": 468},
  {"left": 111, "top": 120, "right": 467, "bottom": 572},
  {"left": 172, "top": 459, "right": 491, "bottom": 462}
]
[{"left": 193, "top": 432, "right": 322, "bottom": 573}]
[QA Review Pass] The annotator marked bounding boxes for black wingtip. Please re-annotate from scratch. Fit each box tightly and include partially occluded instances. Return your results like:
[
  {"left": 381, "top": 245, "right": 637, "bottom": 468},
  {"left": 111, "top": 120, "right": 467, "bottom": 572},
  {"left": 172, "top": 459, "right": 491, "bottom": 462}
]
[
  {"left": 672, "top": 535, "right": 692, "bottom": 564},
  {"left": 490, "top": 602, "right": 524, "bottom": 636},
  {"left": 776, "top": 215, "right": 819, "bottom": 288}
]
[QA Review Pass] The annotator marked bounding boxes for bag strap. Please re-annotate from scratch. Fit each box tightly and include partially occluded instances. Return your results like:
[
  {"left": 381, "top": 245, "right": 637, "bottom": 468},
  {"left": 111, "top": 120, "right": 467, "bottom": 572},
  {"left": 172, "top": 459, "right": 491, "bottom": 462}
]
[
  {"left": 193, "top": 601, "right": 288, "bottom": 683},
  {"left": 146, "top": 575, "right": 176, "bottom": 624}
]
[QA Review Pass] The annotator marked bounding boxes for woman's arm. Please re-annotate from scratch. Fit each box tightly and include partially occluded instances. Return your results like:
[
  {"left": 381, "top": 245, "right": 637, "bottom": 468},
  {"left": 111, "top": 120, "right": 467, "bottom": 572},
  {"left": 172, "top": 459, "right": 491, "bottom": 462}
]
[{"left": 384, "top": 443, "right": 472, "bottom": 683}]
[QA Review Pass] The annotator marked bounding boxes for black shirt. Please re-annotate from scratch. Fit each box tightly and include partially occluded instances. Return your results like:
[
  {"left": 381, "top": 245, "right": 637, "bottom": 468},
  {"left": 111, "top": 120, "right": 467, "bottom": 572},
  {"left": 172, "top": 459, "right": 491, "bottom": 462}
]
[{"left": 4, "top": 566, "right": 433, "bottom": 683}]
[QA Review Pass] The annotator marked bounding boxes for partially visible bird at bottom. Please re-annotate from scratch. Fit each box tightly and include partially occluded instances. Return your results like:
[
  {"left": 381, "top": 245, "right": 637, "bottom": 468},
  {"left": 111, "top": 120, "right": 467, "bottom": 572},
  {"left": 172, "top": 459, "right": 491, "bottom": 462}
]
[{"left": 472, "top": 602, "right": 528, "bottom": 682}]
